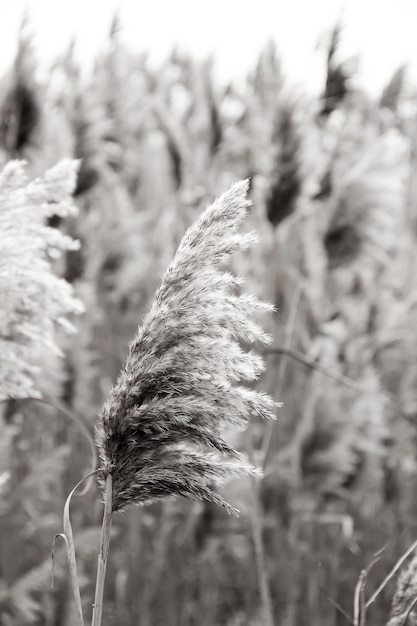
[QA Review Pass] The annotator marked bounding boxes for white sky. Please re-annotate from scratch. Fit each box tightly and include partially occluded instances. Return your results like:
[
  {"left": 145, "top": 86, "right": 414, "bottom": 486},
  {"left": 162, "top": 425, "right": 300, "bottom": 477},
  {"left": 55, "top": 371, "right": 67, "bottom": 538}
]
[{"left": 0, "top": 0, "right": 416, "bottom": 96}]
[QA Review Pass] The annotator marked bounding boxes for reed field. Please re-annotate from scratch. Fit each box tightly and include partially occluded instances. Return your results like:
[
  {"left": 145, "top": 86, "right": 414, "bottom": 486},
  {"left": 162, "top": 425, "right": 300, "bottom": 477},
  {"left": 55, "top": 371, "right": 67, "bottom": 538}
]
[{"left": 2, "top": 17, "right": 417, "bottom": 626}]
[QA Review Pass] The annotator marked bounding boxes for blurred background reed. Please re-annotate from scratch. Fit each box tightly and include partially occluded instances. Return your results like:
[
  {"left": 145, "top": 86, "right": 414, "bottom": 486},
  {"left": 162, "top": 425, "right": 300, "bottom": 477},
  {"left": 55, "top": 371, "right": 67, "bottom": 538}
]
[{"left": 1, "top": 4, "right": 417, "bottom": 625}]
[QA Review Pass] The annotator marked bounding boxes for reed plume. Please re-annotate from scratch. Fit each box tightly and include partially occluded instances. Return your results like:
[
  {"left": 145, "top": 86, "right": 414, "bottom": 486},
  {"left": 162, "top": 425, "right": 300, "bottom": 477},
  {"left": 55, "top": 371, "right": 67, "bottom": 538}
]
[
  {"left": 387, "top": 551, "right": 417, "bottom": 626},
  {"left": 95, "top": 180, "right": 276, "bottom": 514}
]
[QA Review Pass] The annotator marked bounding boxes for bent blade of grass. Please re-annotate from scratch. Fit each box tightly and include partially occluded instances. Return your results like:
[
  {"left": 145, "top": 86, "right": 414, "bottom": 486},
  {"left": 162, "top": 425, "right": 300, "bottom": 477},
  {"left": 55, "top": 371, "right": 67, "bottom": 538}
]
[
  {"left": 52, "top": 469, "right": 99, "bottom": 626},
  {"left": 51, "top": 532, "right": 68, "bottom": 589}
]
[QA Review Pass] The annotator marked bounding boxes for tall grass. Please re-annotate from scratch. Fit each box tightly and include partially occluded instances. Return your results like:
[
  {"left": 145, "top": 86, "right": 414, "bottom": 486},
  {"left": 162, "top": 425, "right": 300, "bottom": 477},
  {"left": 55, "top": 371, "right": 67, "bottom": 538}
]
[{"left": 2, "top": 16, "right": 417, "bottom": 626}]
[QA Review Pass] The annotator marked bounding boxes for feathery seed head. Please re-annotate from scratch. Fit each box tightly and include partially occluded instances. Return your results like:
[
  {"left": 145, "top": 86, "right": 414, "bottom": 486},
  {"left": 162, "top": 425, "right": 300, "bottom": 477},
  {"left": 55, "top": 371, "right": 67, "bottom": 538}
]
[
  {"left": 96, "top": 180, "right": 276, "bottom": 513},
  {"left": 0, "top": 160, "right": 83, "bottom": 400}
]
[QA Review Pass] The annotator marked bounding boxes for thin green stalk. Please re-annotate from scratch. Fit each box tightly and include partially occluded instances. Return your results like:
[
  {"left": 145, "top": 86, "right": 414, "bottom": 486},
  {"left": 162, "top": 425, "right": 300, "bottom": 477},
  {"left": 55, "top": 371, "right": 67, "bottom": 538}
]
[{"left": 92, "top": 473, "right": 113, "bottom": 626}]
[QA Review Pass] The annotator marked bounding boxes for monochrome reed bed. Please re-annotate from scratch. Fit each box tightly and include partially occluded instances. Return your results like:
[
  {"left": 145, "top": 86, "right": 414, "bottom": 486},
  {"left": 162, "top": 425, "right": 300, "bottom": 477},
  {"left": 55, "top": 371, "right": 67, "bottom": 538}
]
[
  {"left": 3, "top": 23, "right": 416, "bottom": 625},
  {"left": 89, "top": 180, "right": 276, "bottom": 625}
]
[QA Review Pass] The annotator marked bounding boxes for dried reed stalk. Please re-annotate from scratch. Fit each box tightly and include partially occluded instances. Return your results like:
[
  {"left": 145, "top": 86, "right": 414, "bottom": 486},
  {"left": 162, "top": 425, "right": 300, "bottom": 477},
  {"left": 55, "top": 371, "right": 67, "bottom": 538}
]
[{"left": 91, "top": 180, "right": 276, "bottom": 624}]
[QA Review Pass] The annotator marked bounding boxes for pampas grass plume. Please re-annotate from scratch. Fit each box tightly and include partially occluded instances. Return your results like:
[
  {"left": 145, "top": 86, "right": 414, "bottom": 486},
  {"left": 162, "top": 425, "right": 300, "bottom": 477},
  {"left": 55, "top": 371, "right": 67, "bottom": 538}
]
[{"left": 96, "top": 180, "right": 276, "bottom": 514}]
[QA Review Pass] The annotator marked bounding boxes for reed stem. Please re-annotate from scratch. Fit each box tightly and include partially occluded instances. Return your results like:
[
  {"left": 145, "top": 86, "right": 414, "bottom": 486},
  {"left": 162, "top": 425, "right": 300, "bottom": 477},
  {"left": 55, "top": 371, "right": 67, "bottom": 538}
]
[{"left": 92, "top": 473, "right": 113, "bottom": 626}]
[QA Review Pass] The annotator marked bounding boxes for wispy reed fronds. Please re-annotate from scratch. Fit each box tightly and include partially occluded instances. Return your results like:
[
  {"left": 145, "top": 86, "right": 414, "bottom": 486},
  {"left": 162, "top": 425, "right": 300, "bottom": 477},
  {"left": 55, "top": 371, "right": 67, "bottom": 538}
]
[
  {"left": 266, "top": 104, "right": 301, "bottom": 227},
  {"left": 380, "top": 65, "right": 406, "bottom": 113},
  {"left": 387, "top": 550, "right": 417, "bottom": 626},
  {"left": 96, "top": 180, "right": 276, "bottom": 513},
  {"left": 324, "top": 132, "right": 405, "bottom": 271},
  {"left": 0, "top": 17, "right": 41, "bottom": 157},
  {"left": 0, "top": 160, "right": 83, "bottom": 400},
  {"left": 320, "top": 22, "right": 351, "bottom": 117}
]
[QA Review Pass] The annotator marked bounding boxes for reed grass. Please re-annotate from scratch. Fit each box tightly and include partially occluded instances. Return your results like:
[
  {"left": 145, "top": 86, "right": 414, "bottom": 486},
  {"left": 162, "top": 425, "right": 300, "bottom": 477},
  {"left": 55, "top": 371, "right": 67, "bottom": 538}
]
[{"left": 90, "top": 180, "right": 276, "bottom": 624}]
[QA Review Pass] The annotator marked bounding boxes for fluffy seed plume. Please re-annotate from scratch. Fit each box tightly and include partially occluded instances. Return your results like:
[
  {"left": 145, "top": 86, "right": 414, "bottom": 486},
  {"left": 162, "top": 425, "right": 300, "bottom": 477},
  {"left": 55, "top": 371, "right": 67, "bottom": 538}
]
[{"left": 96, "top": 180, "right": 276, "bottom": 513}]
